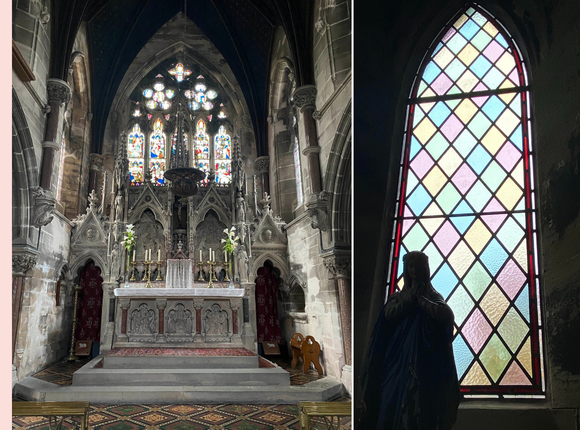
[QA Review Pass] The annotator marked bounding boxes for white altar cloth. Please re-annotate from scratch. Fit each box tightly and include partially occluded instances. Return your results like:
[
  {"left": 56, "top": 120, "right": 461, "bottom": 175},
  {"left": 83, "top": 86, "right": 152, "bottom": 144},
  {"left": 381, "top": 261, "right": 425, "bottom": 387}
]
[{"left": 165, "top": 259, "right": 193, "bottom": 288}]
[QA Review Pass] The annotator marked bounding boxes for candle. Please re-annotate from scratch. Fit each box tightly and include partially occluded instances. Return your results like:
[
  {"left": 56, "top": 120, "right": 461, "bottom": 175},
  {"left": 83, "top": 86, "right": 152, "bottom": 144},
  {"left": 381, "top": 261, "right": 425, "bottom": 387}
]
[
  {"left": 148, "top": 249, "right": 151, "bottom": 261},
  {"left": 209, "top": 248, "right": 212, "bottom": 261},
  {"left": 213, "top": 250, "right": 216, "bottom": 262},
  {"left": 200, "top": 249, "right": 202, "bottom": 261},
  {"left": 225, "top": 251, "right": 227, "bottom": 263},
  {"left": 132, "top": 250, "right": 135, "bottom": 261},
  {"left": 158, "top": 249, "right": 161, "bottom": 261}
]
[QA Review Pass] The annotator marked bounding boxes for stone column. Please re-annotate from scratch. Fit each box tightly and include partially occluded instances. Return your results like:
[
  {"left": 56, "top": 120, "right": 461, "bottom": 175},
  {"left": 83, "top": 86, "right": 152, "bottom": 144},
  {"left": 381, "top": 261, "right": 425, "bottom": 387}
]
[
  {"left": 254, "top": 156, "right": 270, "bottom": 197},
  {"left": 100, "top": 282, "right": 117, "bottom": 354},
  {"left": 35, "top": 79, "right": 71, "bottom": 227},
  {"left": 194, "top": 302, "right": 204, "bottom": 342},
  {"left": 89, "top": 153, "right": 104, "bottom": 197},
  {"left": 242, "top": 282, "right": 257, "bottom": 352},
  {"left": 293, "top": 85, "right": 321, "bottom": 194},
  {"left": 156, "top": 299, "right": 167, "bottom": 339},
  {"left": 324, "top": 252, "right": 352, "bottom": 393},
  {"left": 118, "top": 298, "right": 131, "bottom": 342}
]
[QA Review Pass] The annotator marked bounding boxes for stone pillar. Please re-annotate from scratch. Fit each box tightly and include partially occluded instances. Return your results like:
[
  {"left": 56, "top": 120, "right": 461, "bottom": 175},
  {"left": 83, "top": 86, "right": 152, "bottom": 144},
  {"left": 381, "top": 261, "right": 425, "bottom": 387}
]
[
  {"left": 118, "top": 299, "right": 130, "bottom": 342},
  {"left": 293, "top": 85, "right": 321, "bottom": 194},
  {"left": 34, "top": 79, "right": 71, "bottom": 227},
  {"left": 194, "top": 302, "right": 204, "bottom": 342},
  {"left": 12, "top": 251, "right": 38, "bottom": 387},
  {"left": 89, "top": 153, "right": 104, "bottom": 195},
  {"left": 156, "top": 299, "right": 167, "bottom": 337},
  {"left": 100, "top": 282, "right": 117, "bottom": 354},
  {"left": 242, "top": 282, "right": 257, "bottom": 352},
  {"left": 254, "top": 156, "right": 270, "bottom": 197},
  {"left": 231, "top": 305, "right": 239, "bottom": 335},
  {"left": 324, "top": 252, "right": 352, "bottom": 393}
]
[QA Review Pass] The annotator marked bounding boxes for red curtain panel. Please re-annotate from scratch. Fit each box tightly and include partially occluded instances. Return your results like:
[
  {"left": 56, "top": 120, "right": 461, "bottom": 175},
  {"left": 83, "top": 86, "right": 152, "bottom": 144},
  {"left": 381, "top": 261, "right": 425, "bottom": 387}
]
[
  {"left": 76, "top": 263, "right": 103, "bottom": 342},
  {"left": 255, "top": 265, "right": 282, "bottom": 343}
]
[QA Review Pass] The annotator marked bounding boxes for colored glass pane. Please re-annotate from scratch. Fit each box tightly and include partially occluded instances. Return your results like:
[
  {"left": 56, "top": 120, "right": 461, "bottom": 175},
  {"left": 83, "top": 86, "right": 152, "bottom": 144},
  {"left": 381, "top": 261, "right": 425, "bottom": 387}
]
[
  {"left": 388, "top": 4, "right": 543, "bottom": 398},
  {"left": 194, "top": 119, "right": 210, "bottom": 184},
  {"left": 150, "top": 160, "right": 165, "bottom": 185},
  {"left": 214, "top": 126, "right": 231, "bottom": 185},
  {"left": 129, "top": 159, "right": 143, "bottom": 185},
  {"left": 128, "top": 124, "right": 144, "bottom": 158},
  {"left": 168, "top": 63, "right": 192, "bottom": 82},
  {"left": 149, "top": 119, "right": 166, "bottom": 185}
]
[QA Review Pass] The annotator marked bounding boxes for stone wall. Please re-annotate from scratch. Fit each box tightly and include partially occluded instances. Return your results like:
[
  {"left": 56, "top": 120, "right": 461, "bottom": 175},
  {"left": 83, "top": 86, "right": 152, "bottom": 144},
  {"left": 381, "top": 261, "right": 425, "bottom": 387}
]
[
  {"left": 284, "top": 214, "right": 345, "bottom": 379},
  {"left": 354, "top": 0, "right": 580, "bottom": 426}
]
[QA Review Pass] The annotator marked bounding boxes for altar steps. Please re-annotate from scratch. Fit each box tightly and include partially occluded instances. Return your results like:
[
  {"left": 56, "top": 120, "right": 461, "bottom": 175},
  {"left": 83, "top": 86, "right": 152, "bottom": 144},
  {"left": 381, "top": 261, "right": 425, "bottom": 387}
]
[{"left": 15, "top": 353, "right": 346, "bottom": 404}]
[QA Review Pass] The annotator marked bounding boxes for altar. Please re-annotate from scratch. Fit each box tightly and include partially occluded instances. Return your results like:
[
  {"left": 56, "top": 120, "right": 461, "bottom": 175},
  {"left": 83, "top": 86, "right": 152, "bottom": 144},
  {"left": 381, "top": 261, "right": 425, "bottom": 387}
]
[{"left": 114, "top": 288, "right": 244, "bottom": 347}]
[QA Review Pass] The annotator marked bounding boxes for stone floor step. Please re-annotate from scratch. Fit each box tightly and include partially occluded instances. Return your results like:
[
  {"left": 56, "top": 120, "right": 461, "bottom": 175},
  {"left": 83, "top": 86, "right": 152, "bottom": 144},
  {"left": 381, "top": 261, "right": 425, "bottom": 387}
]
[
  {"left": 103, "top": 355, "right": 258, "bottom": 369},
  {"left": 15, "top": 377, "right": 345, "bottom": 404},
  {"left": 73, "top": 367, "right": 290, "bottom": 387}
]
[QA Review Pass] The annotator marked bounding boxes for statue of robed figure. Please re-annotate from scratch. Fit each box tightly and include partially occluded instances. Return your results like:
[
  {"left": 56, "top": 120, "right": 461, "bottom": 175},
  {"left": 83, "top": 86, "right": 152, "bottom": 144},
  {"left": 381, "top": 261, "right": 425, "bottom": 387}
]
[{"left": 359, "top": 251, "right": 460, "bottom": 430}]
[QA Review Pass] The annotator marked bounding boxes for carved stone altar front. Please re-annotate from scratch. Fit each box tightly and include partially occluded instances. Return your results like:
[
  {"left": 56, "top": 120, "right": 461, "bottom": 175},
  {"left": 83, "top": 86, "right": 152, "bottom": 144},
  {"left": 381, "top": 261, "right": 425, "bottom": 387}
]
[{"left": 114, "top": 288, "right": 243, "bottom": 347}]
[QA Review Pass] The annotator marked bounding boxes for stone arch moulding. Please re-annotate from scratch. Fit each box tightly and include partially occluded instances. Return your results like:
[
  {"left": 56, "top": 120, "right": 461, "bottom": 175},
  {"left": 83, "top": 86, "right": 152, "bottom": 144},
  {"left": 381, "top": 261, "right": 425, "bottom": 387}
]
[
  {"left": 128, "top": 203, "right": 170, "bottom": 232},
  {"left": 251, "top": 253, "right": 290, "bottom": 282},
  {"left": 192, "top": 205, "right": 231, "bottom": 232},
  {"left": 269, "top": 56, "right": 296, "bottom": 114},
  {"left": 69, "top": 252, "right": 108, "bottom": 282}
]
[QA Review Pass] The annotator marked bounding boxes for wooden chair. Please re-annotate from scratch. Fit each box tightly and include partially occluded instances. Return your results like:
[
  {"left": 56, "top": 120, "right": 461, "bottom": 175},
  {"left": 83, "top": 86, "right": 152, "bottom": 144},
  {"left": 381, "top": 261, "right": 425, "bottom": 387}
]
[{"left": 290, "top": 332, "right": 323, "bottom": 375}]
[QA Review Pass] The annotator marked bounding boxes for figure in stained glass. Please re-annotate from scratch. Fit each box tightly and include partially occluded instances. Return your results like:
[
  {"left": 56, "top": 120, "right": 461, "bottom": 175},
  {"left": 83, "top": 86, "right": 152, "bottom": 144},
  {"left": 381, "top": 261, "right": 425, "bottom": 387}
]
[
  {"left": 214, "top": 126, "right": 231, "bottom": 184},
  {"left": 387, "top": 4, "right": 544, "bottom": 398},
  {"left": 128, "top": 124, "right": 144, "bottom": 158}
]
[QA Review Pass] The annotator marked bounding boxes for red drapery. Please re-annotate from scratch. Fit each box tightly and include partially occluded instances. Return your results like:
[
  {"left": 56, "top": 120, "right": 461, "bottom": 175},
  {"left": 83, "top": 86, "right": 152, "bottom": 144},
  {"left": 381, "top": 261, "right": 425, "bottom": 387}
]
[
  {"left": 76, "top": 263, "right": 103, "bottom": 342},
  {"left": 255, "top": 265, "right": 282, "bottom": 343}
]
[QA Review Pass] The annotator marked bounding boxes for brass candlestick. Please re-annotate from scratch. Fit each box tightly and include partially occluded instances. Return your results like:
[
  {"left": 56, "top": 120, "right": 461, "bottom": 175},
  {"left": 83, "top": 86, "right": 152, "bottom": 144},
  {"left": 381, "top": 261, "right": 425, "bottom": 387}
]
[
  {"left": 224, "top": 261, "right": 230, "bottom": 282},
  {"left": 129, "top": 261, "right": 137, "bottom": 281},
  {"left": 156, "top": 261, "right": 164, "bottom": 281},
  {"left": 66, "top": 285, "right": 82, "bottom": 361},
  {"left": 207, "top": 260, "right": 216, "bottom": 288},
  {"left": 144, "top": 260, "right": 153, "bottom": 288},
  {"left": 197, "top": 261, "right": 205, "bottom": 281}
]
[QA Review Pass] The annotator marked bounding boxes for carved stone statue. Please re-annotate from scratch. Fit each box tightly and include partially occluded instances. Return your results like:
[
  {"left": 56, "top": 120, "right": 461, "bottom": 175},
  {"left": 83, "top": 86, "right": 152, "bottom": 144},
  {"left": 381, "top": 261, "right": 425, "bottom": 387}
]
[
  {"left": 237, "top": 245, "right": 249, "bottom": 282},
  {"left": 110, "top": 243, "right": 120, "bottom": 280},
  {"left": 114, "top": 191, "right": 123, "bottom": 222},
  {"left": 235, "top": 191, "right": 246, "bottom": 224},
  {"left": 360, "top": 251, "right": 459, "bottom": 430}
]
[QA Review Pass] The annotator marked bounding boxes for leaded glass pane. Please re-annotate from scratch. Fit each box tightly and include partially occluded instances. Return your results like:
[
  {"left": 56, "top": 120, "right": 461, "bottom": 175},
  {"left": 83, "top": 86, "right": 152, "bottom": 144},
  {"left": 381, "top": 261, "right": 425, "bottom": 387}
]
[
  {"left": 149, "top": 118, "right": 166, "bottom": 185},
  {"left": 389, "top": 4, "right": 543, "bottom": 398},
  {"left": 214, "top": 125, "right": 231, "bottom": 185},
  {"left": 128, "top": 124, "right": 144, "bottom": 184},
  {"left": 194, "top": 119, "right": 210, "bottom": 184}
]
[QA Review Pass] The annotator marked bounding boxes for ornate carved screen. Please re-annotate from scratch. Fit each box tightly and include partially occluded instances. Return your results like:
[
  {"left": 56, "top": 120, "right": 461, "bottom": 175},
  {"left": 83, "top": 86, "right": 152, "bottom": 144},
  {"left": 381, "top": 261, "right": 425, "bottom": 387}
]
[{"left": 387, "top": 4, "right": 545, "bottom": 398}]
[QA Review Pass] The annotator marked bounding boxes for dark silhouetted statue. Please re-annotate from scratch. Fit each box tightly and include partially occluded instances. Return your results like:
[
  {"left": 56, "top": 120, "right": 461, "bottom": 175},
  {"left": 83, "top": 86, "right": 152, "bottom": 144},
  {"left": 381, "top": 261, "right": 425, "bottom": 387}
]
[{"left": 359, "top": 251, "right": 459, "bottom": 430}]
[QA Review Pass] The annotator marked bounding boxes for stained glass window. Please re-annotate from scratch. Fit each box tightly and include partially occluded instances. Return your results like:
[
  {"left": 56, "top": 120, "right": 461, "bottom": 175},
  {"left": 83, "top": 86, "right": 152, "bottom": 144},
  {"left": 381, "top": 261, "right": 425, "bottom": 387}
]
[
  {"left": 168, "top": 63, "right": 192, "bottom": 82},
  {"left": 388, "top": 4, "right": 544, "bottom": 398},
  {"left": 194, "top": 119, "right": 210, "bottom": 184},
  {"left": 214, "top": 125, "right": 231, "bottom": 185},
  {"left": 128, "top": 124, "right": 144, "bottom": 184},
  {"left": 149, "top": 118, "right": 166, "bottom": 185}
]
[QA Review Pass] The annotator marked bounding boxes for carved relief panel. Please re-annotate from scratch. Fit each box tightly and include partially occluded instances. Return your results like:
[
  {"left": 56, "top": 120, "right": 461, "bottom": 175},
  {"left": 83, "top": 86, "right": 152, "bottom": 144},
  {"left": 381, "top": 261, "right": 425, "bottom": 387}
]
[{"left": 128, "top": 302, "right": 157, "bottom": 342}]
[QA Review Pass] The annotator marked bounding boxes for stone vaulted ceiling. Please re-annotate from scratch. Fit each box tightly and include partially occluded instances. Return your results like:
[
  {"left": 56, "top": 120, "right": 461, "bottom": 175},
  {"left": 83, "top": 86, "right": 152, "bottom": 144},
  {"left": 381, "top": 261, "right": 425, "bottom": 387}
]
[{"left": 51, "top": 0, "right": 315, "bottom": 156}]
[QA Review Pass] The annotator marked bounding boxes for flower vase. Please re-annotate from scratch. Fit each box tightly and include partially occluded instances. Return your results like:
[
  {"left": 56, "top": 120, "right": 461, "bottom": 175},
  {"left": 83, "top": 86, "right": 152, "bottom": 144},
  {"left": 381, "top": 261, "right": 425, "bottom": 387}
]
[{"left": 228, "top": 260, "right": 235, "bottom": 289}]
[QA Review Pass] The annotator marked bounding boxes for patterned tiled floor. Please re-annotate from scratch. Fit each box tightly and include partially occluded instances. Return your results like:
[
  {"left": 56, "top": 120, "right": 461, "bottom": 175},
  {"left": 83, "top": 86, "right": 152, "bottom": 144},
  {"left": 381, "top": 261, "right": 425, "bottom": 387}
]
[{"left": 12, "top": 401, "right": 351, "bottom": 429}]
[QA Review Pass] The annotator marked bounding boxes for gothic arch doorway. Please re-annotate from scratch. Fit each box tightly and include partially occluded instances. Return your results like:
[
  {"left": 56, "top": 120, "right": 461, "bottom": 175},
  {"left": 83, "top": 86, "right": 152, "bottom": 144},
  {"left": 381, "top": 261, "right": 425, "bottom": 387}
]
[
  {"left": 254, "top": 261, "right": 283, "bottom": 349},
  {"left": 75, "top": 261, "right": 103, "bottom": 355}
]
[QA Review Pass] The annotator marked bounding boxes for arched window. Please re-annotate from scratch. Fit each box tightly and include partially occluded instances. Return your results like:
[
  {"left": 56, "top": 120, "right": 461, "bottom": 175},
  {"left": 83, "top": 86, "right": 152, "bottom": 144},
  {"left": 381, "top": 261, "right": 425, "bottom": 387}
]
[
  {"left": 214, "top": 125, "right": 231, "bottom": 185},
  {"left": 57, "top": 130, "right": 66, "bottom": 201},
  {"left": 294, "top": 136, "right": 303, "bottom": 207},
  {"left": 194, "top": 119, "right": 210, "bottom": 184},
  {"left": 128, "top": 123, "right": 144, "bottom": 185},
  {"left": 388, "top": 4, "right": 544, "bottom": 398},
  {"left": 149, "top": 118, "right": 166, "bottom": 185}
]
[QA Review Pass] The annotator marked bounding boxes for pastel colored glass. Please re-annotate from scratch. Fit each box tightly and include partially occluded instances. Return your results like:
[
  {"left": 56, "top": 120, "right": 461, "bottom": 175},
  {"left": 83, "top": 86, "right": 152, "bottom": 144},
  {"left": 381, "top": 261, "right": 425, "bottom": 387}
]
[{"left": 387, "top": 4, "right": 543, "bottom": 397}]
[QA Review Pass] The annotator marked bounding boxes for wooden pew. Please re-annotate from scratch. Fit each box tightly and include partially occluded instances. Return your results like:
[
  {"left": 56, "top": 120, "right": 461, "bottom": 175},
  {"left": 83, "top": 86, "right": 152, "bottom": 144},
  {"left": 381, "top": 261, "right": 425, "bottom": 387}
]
[
  {"left": 290, "top": 332, "right": 323, "bottom": 375},
  {"left": 12, "top": 401, "right": 90, "bottom": 430}
]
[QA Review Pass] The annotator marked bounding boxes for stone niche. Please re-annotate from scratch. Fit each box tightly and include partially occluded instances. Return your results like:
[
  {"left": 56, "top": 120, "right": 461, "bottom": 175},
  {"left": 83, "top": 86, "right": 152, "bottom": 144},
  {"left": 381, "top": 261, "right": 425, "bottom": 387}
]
[
  {"left": 135, "top": 209, "right": 165, "bottom": 261},
  {"left": 193, "top": 210, "right": 228, "bottom": 257}
]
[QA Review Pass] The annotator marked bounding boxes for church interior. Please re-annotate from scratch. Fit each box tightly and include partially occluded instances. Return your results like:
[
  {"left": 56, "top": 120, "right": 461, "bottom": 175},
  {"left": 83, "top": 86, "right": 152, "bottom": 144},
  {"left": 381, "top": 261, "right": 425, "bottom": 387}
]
[
  {"left": 12, "top": 0, "right": 351, "bottom": 426},
  {"left": 355, "top": 0, "right": 580, "bottom": 429}
]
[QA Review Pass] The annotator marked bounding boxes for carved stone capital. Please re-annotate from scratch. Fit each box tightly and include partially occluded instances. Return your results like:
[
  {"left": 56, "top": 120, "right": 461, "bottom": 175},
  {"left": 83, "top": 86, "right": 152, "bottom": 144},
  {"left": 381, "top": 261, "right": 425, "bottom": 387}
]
[
  {"left": 156, "top": 299, "right": 168, "bottom": 310},
  {"left": 312, "top": 110, "right": 323, "bottom": 121},
  {"left": 254, "top": 156, "right": 270, "bottom": 174},
  {"left": 194, "top": 303, "right": 204, "bottom": 310},
  {"left": 323, "top": 254, "right": 351, "bottom": 279},
  {"left": 89, "top": 153, "right": 104, "bottom": 170},
  {"left": 46, "top": 78, "right": 72, "bottom": 105},
  {"left": 292, "top": 85, "right": 317, "bottom": 112},
  {"left": 119, "top": 298, "right": 131, "bottom": 310},
  {"left": 305, "top": 191, "right": 329, "bottom": 231},
  {"left": 12, "top": 252, "right": 38, "bottom": 276},
  {"left": 32, "top": 187, "right": 56, "bottom": 227},
  {"left": 42, "top": 140, "right": 61, "bottom": 150},
  {"left": 302, "top": 145, "right": 321, "bottom": 156}
]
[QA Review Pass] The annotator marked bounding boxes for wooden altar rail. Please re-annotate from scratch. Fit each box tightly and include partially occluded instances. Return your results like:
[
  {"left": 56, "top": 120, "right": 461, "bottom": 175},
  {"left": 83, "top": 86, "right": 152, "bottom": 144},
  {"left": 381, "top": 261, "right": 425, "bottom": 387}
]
[
  {"left": 298, "top": 401, "right": 351, "bottom": 430},
  {"left": 12, "top": 401, "right": 90, "bottom": 430}
]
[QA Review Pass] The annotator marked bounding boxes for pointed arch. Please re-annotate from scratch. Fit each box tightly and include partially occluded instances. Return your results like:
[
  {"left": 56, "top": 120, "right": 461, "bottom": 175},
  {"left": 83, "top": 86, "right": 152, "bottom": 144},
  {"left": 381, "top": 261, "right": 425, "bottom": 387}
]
[{"left": 387, "top": 4, "right": 544, "bottom": 397}]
